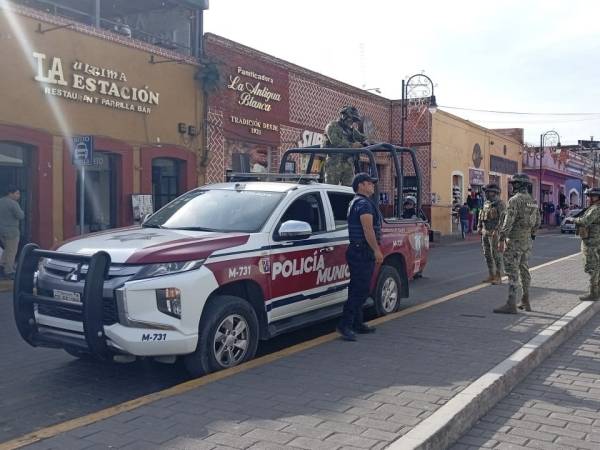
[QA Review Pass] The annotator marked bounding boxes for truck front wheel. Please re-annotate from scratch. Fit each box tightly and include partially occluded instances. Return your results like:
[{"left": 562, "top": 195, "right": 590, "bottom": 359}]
[
  {"left": 184, "top": 295, "right": 259, "bottom": 377},
  {"left": 373, "top": 265, "right": 402, "bottom": 316}
]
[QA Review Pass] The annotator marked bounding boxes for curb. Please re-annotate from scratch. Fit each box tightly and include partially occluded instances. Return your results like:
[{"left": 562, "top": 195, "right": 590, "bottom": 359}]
[{"left": 388, "top": 299, "right": 600, "bottom": 450}]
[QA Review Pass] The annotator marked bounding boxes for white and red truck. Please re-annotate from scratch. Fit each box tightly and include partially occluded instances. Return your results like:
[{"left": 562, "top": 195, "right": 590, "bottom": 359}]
[{"left": 13, "top": 144, "right": 429, "bottom": 376}]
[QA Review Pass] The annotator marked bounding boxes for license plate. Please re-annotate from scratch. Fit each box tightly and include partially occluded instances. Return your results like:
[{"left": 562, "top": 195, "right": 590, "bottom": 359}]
[{"left": 53, "top": 289, "right": 81, "bottom": 303}]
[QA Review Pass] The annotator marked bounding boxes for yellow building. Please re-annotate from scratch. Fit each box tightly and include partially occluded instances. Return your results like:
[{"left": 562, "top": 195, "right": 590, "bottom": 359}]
[
  {"left": 0, "top": 2, "right": 206, "bottom": 247},
  {"left": 429, "top": 111, "right": 523, "bottom": 236}
]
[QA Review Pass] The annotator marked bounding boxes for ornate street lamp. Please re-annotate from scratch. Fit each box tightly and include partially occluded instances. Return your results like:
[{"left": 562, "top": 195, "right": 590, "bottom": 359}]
[
  {"left": 400, "top": 74, "right": 437, "bottom": 147},
  {"left": 538, "top": 130, "right": 561, "bottom": 222}
]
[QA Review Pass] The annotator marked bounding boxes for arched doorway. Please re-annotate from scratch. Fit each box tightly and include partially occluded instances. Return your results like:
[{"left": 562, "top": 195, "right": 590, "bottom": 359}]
[
  {"left": 451, "top": 172, "right": 464, "bottom": 234},
  {"left": 0, "top": 141, "right": 33, "bottom": 243},
  {"left": 569, "top": 189, "right": 580, "bottom": 208}
]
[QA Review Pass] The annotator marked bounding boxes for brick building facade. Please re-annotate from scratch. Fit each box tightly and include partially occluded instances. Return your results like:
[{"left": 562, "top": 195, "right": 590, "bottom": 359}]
[
  {"left": 202, "top": 34, "right": 521, "bottom": 236},
  {"left": 203, "top": 34, "right": 429, "bottom": 220}
]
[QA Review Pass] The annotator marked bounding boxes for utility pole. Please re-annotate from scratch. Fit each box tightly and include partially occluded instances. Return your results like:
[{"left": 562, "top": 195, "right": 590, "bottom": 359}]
[
  {"left": 592, "top": 136, "right": 598, "bottom": 189},
  {"left": 578, "top": 137, "right": 600, "bottom": 207}
]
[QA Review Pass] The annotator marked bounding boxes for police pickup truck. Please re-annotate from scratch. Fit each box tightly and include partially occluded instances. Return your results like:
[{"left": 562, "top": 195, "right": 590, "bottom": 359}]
[{"left": 13, "top": 144, "right": 429, "bottom": 376}]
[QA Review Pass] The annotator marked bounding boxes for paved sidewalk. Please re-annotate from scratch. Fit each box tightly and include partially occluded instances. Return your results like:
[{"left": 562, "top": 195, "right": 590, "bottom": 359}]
[
  {"left": 452, "top": 304, "right": 600, "bottom": 450},
  {"left": 11, "top": 255, "right": 591, "bottom": 450}
]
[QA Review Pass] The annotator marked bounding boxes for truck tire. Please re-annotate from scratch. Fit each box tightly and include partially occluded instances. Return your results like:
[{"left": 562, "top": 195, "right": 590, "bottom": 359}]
[
  {"left": 184, "top": 295, "right": 259, "bottom": 377},
  {"left": 373, "top": 265, "right": 402, "bottom": 316}
]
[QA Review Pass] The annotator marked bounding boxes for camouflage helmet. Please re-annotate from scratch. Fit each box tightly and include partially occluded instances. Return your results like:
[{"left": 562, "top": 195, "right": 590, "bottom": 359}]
[
  {"left": 508, "top": 173, "right": 532, "bottom": 185},
  {"left": 483, "top": 183, "right": 500, "bottom": 193},
  {"left": 340, "top": 106, "right": 360, "bottom": 121},
  {"left": 584, "top": 187, "right": 600, "bottom": 197}
]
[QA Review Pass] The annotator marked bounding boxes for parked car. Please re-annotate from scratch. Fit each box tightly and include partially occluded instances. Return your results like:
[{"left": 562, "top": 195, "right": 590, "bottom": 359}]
[{"left": 560, "top": 209, "right": 583, "bottom": 233}]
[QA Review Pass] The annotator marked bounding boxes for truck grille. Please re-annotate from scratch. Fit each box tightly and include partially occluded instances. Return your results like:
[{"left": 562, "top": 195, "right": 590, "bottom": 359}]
[{"left": 37, "top": 289, "right": 119, "bottom": 325}]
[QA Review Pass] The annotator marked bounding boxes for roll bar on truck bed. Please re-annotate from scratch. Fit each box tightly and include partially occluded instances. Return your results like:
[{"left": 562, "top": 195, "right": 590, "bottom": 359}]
[{"left": 279, "top": 143, "right": 423, "bottom": 219}]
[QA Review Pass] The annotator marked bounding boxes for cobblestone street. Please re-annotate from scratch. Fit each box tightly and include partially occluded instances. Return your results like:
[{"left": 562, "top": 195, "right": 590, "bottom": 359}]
[
  {"left": 8, "top": 253, "right": 592, "bottom": 450},
  {"left": 453, "top": 308, "right": 600, "bottom": 450}
]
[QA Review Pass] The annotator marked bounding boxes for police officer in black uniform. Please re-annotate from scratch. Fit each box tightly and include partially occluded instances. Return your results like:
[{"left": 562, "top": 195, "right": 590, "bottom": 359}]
[{"left": 337, "top": 173, "right": 383, "bottom": 341}]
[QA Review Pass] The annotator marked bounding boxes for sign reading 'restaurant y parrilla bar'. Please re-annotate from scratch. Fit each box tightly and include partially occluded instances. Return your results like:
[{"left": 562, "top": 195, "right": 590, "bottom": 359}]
[{"left": 32, "top": 51, "right": 159, "bottom": 114}]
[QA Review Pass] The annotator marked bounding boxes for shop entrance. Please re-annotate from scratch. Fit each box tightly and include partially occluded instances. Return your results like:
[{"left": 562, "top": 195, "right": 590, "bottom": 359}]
[
  {"left": 76, "top": 153, "right": 118, "bottom": 233},
  {"left": 0, "top": 141, "right": 32, "bottom": 243},
  {"left": 152, "top": 158, "right": 182, "bottom": 210}
]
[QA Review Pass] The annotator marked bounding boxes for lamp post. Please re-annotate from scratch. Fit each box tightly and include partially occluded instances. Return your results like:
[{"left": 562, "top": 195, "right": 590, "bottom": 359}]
[
  {"left": 400, "top": 74, "right": 437, "bottom": 147},
  {"left": 539, "top": 130, "right": 561, "bottom": 224}
]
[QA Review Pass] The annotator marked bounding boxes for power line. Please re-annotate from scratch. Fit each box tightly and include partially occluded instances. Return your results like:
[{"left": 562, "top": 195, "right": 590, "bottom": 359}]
[
  {"left": 467, "top": 117, "right": 600, "bottom": 125},
  {"left": 440, "top": 105, "right": 600, "bottom": 116}
]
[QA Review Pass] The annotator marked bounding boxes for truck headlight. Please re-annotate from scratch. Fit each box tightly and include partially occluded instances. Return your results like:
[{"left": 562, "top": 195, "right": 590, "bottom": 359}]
[
  {"left": 132, "top": 260, "right": 204, "bottom": 280},
  {"left": 156, "top": 288, "right": 181, "bottom": 318}
]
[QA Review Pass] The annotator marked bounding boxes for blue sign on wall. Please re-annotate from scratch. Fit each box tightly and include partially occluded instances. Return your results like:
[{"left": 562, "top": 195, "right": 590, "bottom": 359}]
[{"left": 71, "top": 135, "right": 94, "bottom": 166}]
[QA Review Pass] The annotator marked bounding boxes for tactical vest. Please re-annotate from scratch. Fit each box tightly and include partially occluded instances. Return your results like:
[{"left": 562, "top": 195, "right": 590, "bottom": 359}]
[
  {"left": 580, "top": 205, "right": 600, "bottom": 242},
  {"left": 507, "top": 193, "right": 538, "bottom": 239},
  {"left": 480, "top": 200, "right": 501, "bottom": 232}
]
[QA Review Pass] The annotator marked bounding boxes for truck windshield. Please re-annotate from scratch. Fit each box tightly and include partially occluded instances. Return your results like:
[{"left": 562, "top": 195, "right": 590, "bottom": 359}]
[{"left": 143, "top": 189, "right": 284, "bottom": 233}]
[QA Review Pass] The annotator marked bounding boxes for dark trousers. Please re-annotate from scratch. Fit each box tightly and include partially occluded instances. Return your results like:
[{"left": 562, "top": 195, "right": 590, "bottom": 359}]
[{"left": 339, "top": 244, "right": 375, "bottom": 329}]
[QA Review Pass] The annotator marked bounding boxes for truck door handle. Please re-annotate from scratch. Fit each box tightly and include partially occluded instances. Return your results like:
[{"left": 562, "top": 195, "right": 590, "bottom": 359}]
[{"left": 320, "top": 246, "right": 334, "bottom": 253}]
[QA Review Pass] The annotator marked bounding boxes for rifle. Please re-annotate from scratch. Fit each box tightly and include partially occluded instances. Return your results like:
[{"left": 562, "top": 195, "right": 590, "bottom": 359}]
[{"left": 573, "top": 207, "right": 590, "bottom": 238}]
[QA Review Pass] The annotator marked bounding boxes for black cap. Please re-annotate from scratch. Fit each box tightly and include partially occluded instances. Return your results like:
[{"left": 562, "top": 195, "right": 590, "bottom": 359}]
[
  {"left": 585, "top": 187, "right": 600, "bottom": 197},
  {"left": 352, "top": 172, "right": 377, "bottom": 192}
]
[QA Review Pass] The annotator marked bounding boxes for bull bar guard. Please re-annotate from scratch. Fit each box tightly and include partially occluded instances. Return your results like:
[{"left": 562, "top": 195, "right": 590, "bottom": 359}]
[{"left": 13, "top": 243, "right": 111, "bottom": 359}]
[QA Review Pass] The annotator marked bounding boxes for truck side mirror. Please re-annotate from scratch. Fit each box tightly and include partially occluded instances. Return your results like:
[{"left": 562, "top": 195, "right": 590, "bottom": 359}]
[{"left": 278, "top": 220, "right": 312, "bottom": 240}]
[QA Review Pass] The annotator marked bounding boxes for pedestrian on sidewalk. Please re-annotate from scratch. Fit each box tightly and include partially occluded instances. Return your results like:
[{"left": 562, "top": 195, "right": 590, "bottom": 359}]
[
  {"left": 574, "top": 187, "right": 600, "bottom": 301},
  {"left": 459, "top": 202, "right": 470, "bottom": 238},
  {"left": 478, "top": 183, "right": 505, "bottom": 284},
  {"left": 467, "top": 193, "right": 476, "bottom": 232},
  {"left": 494, "top": 174, "right": 540, "bottom": 314},
  {"left": 337, "top": 173, "right": 381, "bottom": 341},
  {"left": 0, "top": 185, "right": 25, "bottom": 280}
]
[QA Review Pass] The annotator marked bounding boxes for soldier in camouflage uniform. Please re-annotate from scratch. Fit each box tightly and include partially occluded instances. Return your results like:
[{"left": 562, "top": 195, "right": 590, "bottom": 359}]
[
  {"left": 477, "top": 183, "right": 505, "bottom": 285},
  {"left": 574, "top": 188, "right": 600, "bottom": 301},
  {"left": 323, "top": 106, "right": 367, "bottom": 185},
  {"left": 493, "top": 173, "right": 541, "bottom": 314}
]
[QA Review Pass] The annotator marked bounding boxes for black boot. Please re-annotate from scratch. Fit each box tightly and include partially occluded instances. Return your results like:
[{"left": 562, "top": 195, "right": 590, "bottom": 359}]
[{"left": 336, "top": 326, "right": 357, "bottom": 341}]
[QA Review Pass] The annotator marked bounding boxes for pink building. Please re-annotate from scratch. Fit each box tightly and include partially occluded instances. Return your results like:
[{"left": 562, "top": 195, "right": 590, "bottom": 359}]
[{"left": 522, "top": 147, "right": 589, "bottom": 225}]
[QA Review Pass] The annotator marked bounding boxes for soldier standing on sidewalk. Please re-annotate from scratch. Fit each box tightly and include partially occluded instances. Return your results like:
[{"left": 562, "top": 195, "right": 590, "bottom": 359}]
[
  {"left": 493, "top": 174, "right": 541, "bottom": 314},
  {"left": 478, "top": 183, "right": 505, "bottom": 285},
  {"left": 323, "top": 106, "right": 367, "bottom": 186},
  {"left": 574, "top": 188, "right": 600, "bottom": 301}
]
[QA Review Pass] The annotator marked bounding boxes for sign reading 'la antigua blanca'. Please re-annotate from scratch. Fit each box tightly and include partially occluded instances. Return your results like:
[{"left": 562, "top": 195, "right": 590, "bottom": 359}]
[
  {"left": 32, "top": 51, "right": 160, "bottom": 114},
  {"left": 227, "top": 66, "right": 282, "bottom": 112}
]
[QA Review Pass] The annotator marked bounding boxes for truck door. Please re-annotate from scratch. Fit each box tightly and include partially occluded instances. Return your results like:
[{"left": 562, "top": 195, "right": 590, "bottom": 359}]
[
  {"left": 267, "top": 191, "right": 340, "bottom": 321},
  {"left": 323, "top": 190, "right": 355, "bottom": 302}
]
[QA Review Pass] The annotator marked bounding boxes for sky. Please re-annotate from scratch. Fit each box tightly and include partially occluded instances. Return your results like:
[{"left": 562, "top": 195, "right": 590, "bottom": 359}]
[{"left": 204, "top": 0, "right": 600, "bottom": 146}]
